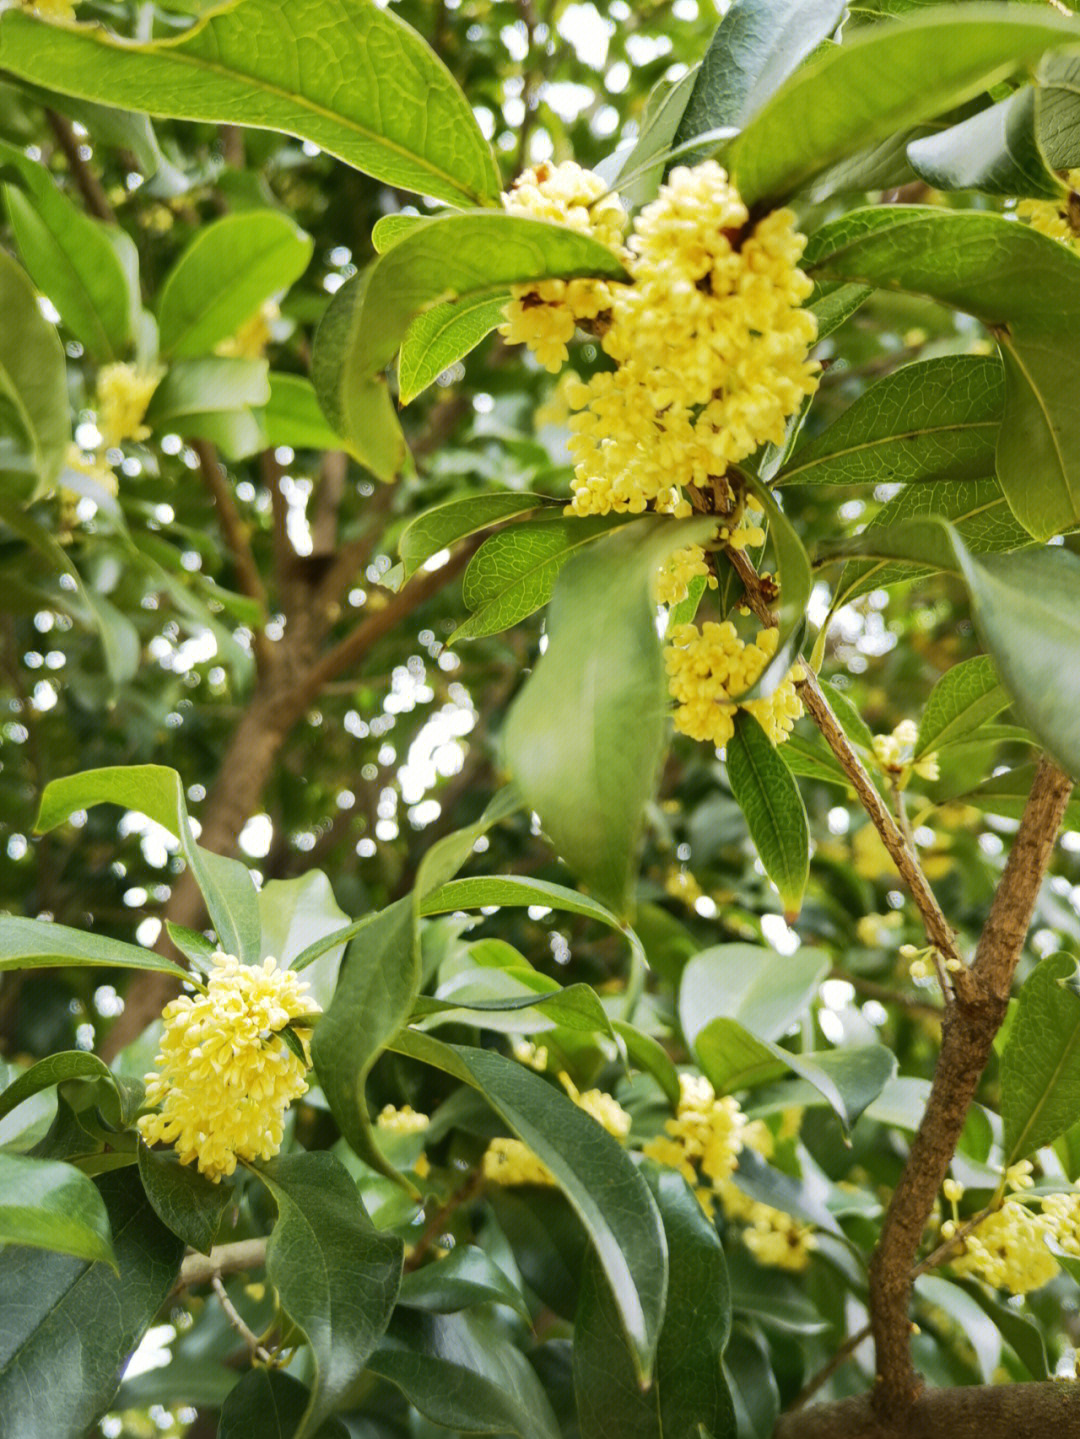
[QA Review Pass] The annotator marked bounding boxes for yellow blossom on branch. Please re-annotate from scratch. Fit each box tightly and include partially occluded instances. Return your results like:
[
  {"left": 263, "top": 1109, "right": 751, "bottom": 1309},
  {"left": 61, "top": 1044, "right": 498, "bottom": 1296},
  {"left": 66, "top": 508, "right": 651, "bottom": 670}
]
[
  {"left": 1018, "top": 174, "right": 1080, "bottom": 246},
  {"left": 137, "top": 953, "right": 319, "bottom": 1182},
  {"left": 664, "top": 620, "right": 803, "bottom": 748},
  {"left": 95, "top": 363, "right": 162, "bottom": 449}
]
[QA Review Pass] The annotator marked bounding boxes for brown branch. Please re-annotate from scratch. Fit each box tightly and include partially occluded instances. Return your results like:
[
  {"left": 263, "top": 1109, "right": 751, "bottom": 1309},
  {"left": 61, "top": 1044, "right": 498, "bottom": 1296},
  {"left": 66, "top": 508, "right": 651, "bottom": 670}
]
[
  {"left": 774, "top": 1382, "right": 1080, "bottom": 1439},
  {"left": 46, "top": 109, "right": 115, "bottom": 222},
  {"left": 172, "top": 1238, "right": 267, "bottom": 1297},
  {"left": 788, "top": 1323, "right": 872, "bottom": 1413},
  {"left": 192, "top": 440, "right": 270, "bottom": 671},
  {"left": 404, "top": 1171, "right": 485, "bottom": 1273},
  {"left": 867, "top": 755, "right": 1074, "bottom": 1421},
  {"left": 309, "top": 450, "right": 348, "bottom": 558}
]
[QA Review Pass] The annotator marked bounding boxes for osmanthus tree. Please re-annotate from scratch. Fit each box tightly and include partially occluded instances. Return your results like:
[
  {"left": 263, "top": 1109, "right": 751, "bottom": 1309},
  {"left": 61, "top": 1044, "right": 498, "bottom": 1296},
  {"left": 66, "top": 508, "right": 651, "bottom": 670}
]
[{"left": 8, "top": 0, "right": 1080, "bottom": 1436}]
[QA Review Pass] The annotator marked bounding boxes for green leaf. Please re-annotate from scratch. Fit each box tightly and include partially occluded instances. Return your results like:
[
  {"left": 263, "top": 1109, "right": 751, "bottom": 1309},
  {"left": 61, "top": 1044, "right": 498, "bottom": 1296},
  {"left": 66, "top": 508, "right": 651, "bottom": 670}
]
[
  {"left": 398, "top": 294, "right": 508, "bottom": 405},
  {"left": 0, "top": 1154, "right": 115, "bottom": 1268},
  {"left": 727, "top": 9, "right": 1080, "bottom": 205},
  {"left": 398, "top": 492, "right": 553, "bottom": 583},
  {"left": 263, "top": 373, "right": 352, "bottom": 457},
  {"left": 819, "top": 679, "right": 876, "bottom": 754},
  {"left": 144, "top": 357, "right": 270, "bottom": 459},
  {"left": 217, "top": 1368, "right": 350, "bottom": 1439},
  {"left": 806, "top": 205, "right": 1080, "bottom": 539},
  {"left": 310, "top": 896, "right": 419, "bottom": 1187},
  {"left": 503, "top": 516, "right": 714, "bottom": 918},
  {"left": 949, "top": 1275, "right": 1049, "bottom": 1380},
  {"left": 312, "top": 214, "right": 626, "bottom": 482},
  {"left": 254, "top": 1151, "right": 403, "bottom": 1439},
  {"left": 724, "top": 1325, "right": 780, "bottom": 1439},
  {"left": 678, "top": 943, "right": 830, "bottom": 1052},
  {"left": 917, "top": 655, "right": 1009, "bottom": 758},
  {"left": 0, "top": 1, "right": 500, "bottom": 208},
  {"left": 451, "top": 516, "right": 630, "bottom": 643},
  {"left": 0, "top": 1049, "right": 144, "bottom": 1128},
  {"left": 778, "top": 728, "right": 852, "bottom": 789},
  {"left": 390, "top": 1031, "right": 668, "bottom": 1384},
  {"left": 37, "top": 765, "right": 261, "bottom": 965},
  {"left": 807, "top": 280, "right": 872, "bottom": 341},
  {"left": 0, "top": 916, "right": 188, "bottom": 981},
  {"left": 695, "top": 1019, "right": 895, "bottom": 1131},
  {"left": 0, "top": 1168, "right": 184, "bottom": 1439},
  {"left": 259, "top": 869, "right": 349, "bottom": 1011},
  {"left": 914, "top": 1274, "right": 1002, "bottom": 1383},
  {"left": 675, "top": 0, "right": 846, "bottom": 146},
  {"left": 612, "top": 1019, "right": 682, "bottom": 1113},
  {"left": 573, "top": 1165, "right": 736, "bottom": 1439},
  {"left": 1036, "top": 50, "right": 1080, "bottom": 169},
  {"left": 606, "top": 69, "right": 699, "bottom": 208},
  {"left": 414, "top": 974, "right": 614, "bottom": 1039},
  {"left": 136, "top": 1143, "right": 231, "bottom": 1255},
  {"left": 419, "top": 874, "right": 646, "bottom": 969},
  {"left": 0, "top": 246, "right": 69, "bottom": 496},
  {"left": 733, "top": 476, "right": 811, "bottom": 702},
  {"left": 368, "top": 1308, "right": 562, "bottom": 1439},
  {"left": 960, "top": 763, "right": 1080, "bottom": 830},
  {"left": 778, "top": 355, "right": 1002, "bottom": 488},
  {"left": 908, "top": 86, "right": 1063, "bottom": 198},
  {"left": 726, "top": 712, "right": 810, "bottom": 917},
  {"left": 396, "top": 1244, "right": 531, "bottom": 1321},
  {"left": 1001, "top": 952, "right": 1080, "bottom": 1163},
  {"left": 156, "top": 210, "right": 312, "bottom": 358},
  {"left": 1, "top": 143, "right": 136, "bottom": 360}
]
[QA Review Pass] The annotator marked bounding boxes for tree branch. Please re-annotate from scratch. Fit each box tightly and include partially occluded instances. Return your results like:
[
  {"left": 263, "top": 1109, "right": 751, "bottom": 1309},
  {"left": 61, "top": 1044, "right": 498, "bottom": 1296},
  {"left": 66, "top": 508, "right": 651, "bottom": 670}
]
[
  {"left": 192, "top": 440, "right": 270, "bottom": 669},
  {"left": 171, "top": 1238, "right": 268, "bottom": 1297},
  {"left": 774, "top": 1382, "right": 1080, "bottom": 1439},
  {"left": 46, "top": 109, "right": 115, "bottom": 222},
  {"left": 867, "top": 755, "right": 1074, "bottom": 1420}
]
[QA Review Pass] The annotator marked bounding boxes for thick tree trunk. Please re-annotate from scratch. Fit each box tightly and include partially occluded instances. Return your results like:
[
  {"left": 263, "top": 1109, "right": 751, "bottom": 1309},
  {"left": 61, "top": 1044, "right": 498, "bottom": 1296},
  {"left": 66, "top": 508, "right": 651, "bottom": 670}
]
[{"left": 774, "top": 1383, "right": 1080, "bottom": 1439}]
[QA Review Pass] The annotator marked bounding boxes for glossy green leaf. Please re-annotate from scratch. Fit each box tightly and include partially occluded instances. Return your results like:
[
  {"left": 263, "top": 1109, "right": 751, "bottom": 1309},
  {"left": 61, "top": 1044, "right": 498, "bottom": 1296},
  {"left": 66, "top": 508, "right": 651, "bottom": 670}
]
[
  {"left": 612, "top": 1020, "right": 682, "bottom": 1112},
  {"left": 1001, "top": 952, "right": 1080, "bottom": 1163},
  {"left": 0, "top": 916, "right": 188, "bottom": 981},
  {"left": 217, "top": 1367, "right": 350, "bottom": 1439},
  {"left": 37, "top": 766, "right": 261, "bottom": 965},
  {"left": 726, "top": 712, "right": 809, "bottom": 917},
  {"left": 390, "top": 1031, "right": 668, "bottom": 1383},
  {"left": 807, "top": 280, "right": 872, "bottom": 341},
  {"left": 0, "top": 1, "right": 500, "bottom": 207},
  {"left": 0, "top": 1049, "right": 144, "bottom": 1127},
  {"left": 144, "top": 357, "right": 270, "bottom": 459},
  {"left": 914, "top": 1274, "right": 1001, "bottom": 1383},
  {"left": 398, "top": 294, "right": 508, "bottom": 405},
  {"left": 1, "top": 143, "right": 136, "bottom": 360},
  {"left": 0, "top": 246, "right": 69, "bottom": 496},
  {"left": 157, "top": 210, "right": 312, "bottom": 358},
  {"left": 396, "top": 1244, "right": 531, "bottom": 1320},
  {"left": 415, "top": 973, "right": 613, "bottom": 1038},
  {"left": 398, "top": 492, "right": 553, "bottom": 583},
  {"left": 675, "top": 0, "right": 846, "bottom": 147},
  {"left": 806, "top": 205, "right": 1080, "bottom": 539},
  {"left": 452, "top": 516, "right": 629, "bottom": 642},
  {"left": 419, "top": 873, "right": 646, "bottom": 969},
  {"left": 960, "top": 763, "right": 1080, "bottom": 830},
  {"left": 678, "top": 943, "right": 829, "bottom": 1051},
  {"left": 950, "top": 1275, "right": 1050, "bottom": 1380},
  {"left": 260, "top": 869, "right": 349, "bottom": 1012},
  {"left": 0, "top": 1155, "right": 115, "bottom": 1269},
  {"left": 504, "top": 516, "right": 713, "bottom": 918},
  {"left": 573, "top": 1165, "right": 736, "bottom": 1439},
  {"left": 778, "top": 729, "right": 852, "bottom": 789},
  {"left": 263, "top": 373, "right": 351, "bottom": 457},
  {"left": 312, "top": 214, "right": 626, "bottom": 482},
  {"left": 916, "top": 655, "right": 1009, "bottom": 758},
  {"left": 727, "top": 9, "right": 1080, "bottom": 205},
  {"left": 1036, "top": 50, "right": 1080, "bottom": 168},
  {"left": 368, "top": 1308, "right": 561, "bottom": 1439},
  {"left": 724, "top": 1325, "right": 780, "bottom": 1439},
  {"left": 0, "top": 1168, "right": 184, "bottom": 1439},
  {"left": 908, "top": 86, "right": 1063, "bottom": 198},
  {"left": 136, "top": 1143, "right": 231, "bottom": 1256},
  {"left": 255, "top": 1151, "right": 403, "bottom": 1439},
  {"left": 311, "top": 896, "right": 418, "bottom": 1186},
  {"left": 724, "top": 1147, "right": 843, "bottom": 1236},
  {"left": 778, "top": 355, "right": 1002, "bottom": 488},
  {"left": 606, "top": 69, "right": 699, "bottom": 208}
]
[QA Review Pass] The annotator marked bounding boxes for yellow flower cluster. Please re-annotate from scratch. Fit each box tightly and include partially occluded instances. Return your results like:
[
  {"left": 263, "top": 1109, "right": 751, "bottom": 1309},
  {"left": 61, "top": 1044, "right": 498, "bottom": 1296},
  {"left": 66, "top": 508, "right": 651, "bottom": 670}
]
[
  {"left": 482, "top": 1072, "right": 631, "bottom": 1186},
  {"left": 664, "top": 620, "right": 804, "bottom": 748},
  {"left": 944, "top": 1170, "right": 1080, "bottom": 1295},
  {"left": 96, "top": 363, "right": 161, "bottom": 449},
  {"left": 1018, "top": 175, "right": 1080, "bottom": 246},
  {"left": 643, "top": 1073, "right": 746, "bottom": 1188},
  {"left": 500, "top": 162, "right": 628, "bottom": 372},
  {"left": 137, "top": 953, "right": 319, "bottom": 1182},
  {"left": 216, "top": 301, "right": 280, "bottom": 360},
  {"left": 717, "top": 1175, "right": 817, "bottom": 1272},
  {"left": 664, "top": 865, "right": 704, "bottom": 906},
  {"left": 21, "top": 0, "right": 76, "bottom": 18},
  {"left": 565, "top": 161, "right": 818, "bottom": 518},
  {"left": 872, "top": 719, "right": 939, "bottom": 785},
  {"left": 376, "top": 1104, "right": 430, "bottom": 1136},
  {"left": 654, "top": 542, "right": 718, "bottom": 607}
]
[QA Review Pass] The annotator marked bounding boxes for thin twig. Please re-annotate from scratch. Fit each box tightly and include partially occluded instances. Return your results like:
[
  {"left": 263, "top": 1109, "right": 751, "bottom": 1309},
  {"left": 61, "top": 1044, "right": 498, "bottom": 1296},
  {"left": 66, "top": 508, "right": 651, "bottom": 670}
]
[
  {"left": 404, "top": 1171, "right": 485, "bottom": 1273},
  {"left": 211, "top": 1273, "right": 275, "bottom": 1363},
  {"left": 46, "top": 109, "right": 116, "bottom": 222},
  {"left": 788, "top": 1323, "right": 872, "bottom": 1411}
]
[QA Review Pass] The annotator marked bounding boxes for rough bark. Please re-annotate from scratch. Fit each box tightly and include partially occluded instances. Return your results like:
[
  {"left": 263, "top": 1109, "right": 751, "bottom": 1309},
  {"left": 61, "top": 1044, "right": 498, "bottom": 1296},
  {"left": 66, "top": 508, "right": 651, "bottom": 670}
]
[{"left": 774, "top": 1383, "right": 1080, "bottom": 1439}]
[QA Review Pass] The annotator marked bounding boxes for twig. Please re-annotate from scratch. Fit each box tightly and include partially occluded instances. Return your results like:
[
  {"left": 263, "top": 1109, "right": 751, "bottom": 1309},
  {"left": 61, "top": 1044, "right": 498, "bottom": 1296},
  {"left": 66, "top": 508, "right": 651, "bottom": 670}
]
[
  {"left": 867, "top": 756, "right": 1074, "bottom": 1422},
  {"left": 46, "top": 109, "right": 115, "bottom": 222},
  {"left": 909, "top": 1203, "right": 996, "bottom": 1282},
  {"left": 191, "top": 441, "right": 270, "bottom": 670},
  {"left": 788, "top": 1323, "right": 872, "bottom": 1412},
  {"left": 211, "top": 1273, "right": 275, "bottom": 1363},
  {"left": 404, "top": 1171, "right": 485, "bottom": 1273}
]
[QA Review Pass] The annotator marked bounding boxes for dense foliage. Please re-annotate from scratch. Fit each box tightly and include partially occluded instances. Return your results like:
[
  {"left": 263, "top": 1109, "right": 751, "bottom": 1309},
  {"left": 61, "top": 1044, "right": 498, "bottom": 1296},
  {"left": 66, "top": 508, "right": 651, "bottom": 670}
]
[{"left": 5, "top": 2, "right": 1080, "bottom": 1437}]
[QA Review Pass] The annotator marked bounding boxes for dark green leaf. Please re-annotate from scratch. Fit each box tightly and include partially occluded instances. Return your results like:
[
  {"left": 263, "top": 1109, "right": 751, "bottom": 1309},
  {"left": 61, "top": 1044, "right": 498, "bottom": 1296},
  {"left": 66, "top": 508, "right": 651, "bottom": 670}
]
[
  {"left": 414, "top": 974, "right": 613, "bottom": 1039},
  {"left": 917, "top": 655, "right": 1009, "bottom": 758},
  {"left": 908, "top": 86, "right": 1063, "bottom": 198},
  {"left": 726, "top": 712, "right": 809, "bottom": 917},
  {"left": 218, "top": 1368, "right": 350, "bottom": 1439},
  {"left": 396, "top": 1244, "right": 531, "bottom": 1320},
  {"left": 779, "top": 355, "right": 1002, "bottom": 488},
  {"left": 397, "top": 492, "right": 553, "bottom": 583},
  {"left": 573, "top": 1165, "right": 736, "bottom": 1439},
  {"left": 0, "top": 1, "right": 500, "bottom": 207},
  {"left": 807, "top": 280, "right": 872, "bottom": 341},
  {"left": 724, "top": 1324, "right": 780, "bottom": 1439},
  {"left": 733, "top": 476, "right": 811, "bottom": 702},
  {"left": 950, "top": 1275, "right": 1049, "bottom": 1380},
  {"left": 0, "top": 1049, "right": 144, "bottom": 1127},
  {"left": 255, "top": 1151, "right": 404, "bottom": 1439},
  {"left": 503, "top": 516, "right": 713, "bottom": 918},
  {"left": 727, "top": 10, "right": 1080, "bottom": 205},
  {"left": 390, "top": 1031, "right": 668, "bottom": 1383},
  {"left": 1001, "top": 952, "right": 1080, "bottom": 1163},
  {"left": 398, "top": 295, "right": 509, "bottom": 405},
  {"left": 0, "top": 916, "right": 188, "bottom": 981},
  {"left": 136, "top": 1143, "right": 231, "bottom": 1255},
  {"left": 0, "top": 1154, "right": 115, "bottom": 1268},
  {"left": 612, "top": 1019, "right": 682, "bottom": 1112},
  {"left": 0, "top": 1168, "right": 184, "bottom": 1439}
]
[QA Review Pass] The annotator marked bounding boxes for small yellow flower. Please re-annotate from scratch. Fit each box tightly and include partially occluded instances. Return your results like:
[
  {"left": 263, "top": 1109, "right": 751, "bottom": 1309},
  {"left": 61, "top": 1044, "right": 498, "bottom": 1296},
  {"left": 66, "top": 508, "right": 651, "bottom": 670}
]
[
  {"left": 1018, "top": 175, "right": 1080, "bottom": 246},
  {"left": 96, "top": 363, "right": 161, "bottom": 449},
  {"left": 376, "top": 1104, "right": 430, "bottom": 1136},
  {"left": 664, "top": 620, "right": 803, "bottom": 748},
  {"left": 137, "top": 953, "right": 319, "bottom": 1182},
  {"left": 951, "top": 1201, "right": 1059, "bottom": 1294},
  {"left": 216, "top": 301, "right": 280, "bottom": 360}
]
